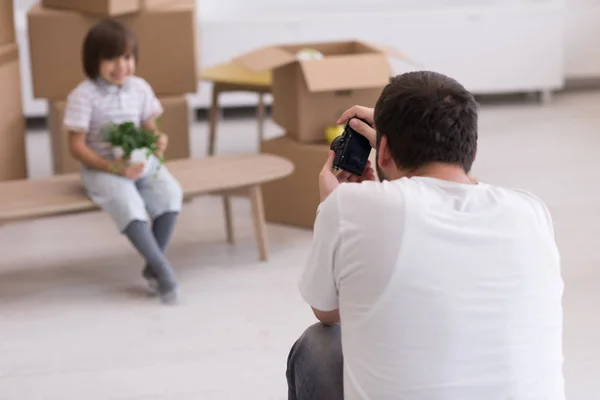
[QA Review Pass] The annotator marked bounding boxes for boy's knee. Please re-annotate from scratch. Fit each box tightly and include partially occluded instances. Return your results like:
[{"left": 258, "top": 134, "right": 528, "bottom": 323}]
[
  {"left": 108, "top": 196, "right": 148, "bottom": 231},
  {"left": 162, "top": 179, "right": 183, "bottom": 210},
  {"left": 147, "top": 177, "right": 183, "bottom": 219},
  {"left": 170, "top": 180, "right": 184, "bottom": 204}
]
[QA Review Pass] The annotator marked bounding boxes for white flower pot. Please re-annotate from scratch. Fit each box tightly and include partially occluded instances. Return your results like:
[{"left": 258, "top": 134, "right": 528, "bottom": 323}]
[{"left": 113, "top": 146, "right": 152, "bottom": 176}]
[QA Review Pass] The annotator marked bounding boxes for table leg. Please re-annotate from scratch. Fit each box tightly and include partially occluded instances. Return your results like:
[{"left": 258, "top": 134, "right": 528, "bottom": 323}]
[
  {"left": 257, "top": 92, "right": 266, "bottom": 147},
  {"left": 208, "top": 84, "right": 221, "bottom": 156},
  {"left": 223, "top": 195, "right": 234, "bottom": 244},
  {"left": 249, "top": 185, "right": 268, "bottom": 262},
  {"left": 540, "top": 90, "right": 552, "bottom": 105}
]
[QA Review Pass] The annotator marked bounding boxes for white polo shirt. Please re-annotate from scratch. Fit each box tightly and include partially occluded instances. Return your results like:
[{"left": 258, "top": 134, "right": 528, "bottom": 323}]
[
  {"left": 300, "top": 177, "right": 564, "bottom": 400},
  {"left": 64, "top": 76, "right": 163, "bottom": 161}
]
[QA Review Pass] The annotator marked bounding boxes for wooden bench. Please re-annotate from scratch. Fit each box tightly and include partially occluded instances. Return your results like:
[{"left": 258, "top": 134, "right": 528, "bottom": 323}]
[{"left": 0, "top": 154, "right": 294, "bottom": 261}]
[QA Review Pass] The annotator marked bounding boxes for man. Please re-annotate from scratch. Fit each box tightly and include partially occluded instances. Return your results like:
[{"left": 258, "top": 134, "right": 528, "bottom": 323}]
[{"left": 286, "top": 71, "right": 564, "bottom": 400}]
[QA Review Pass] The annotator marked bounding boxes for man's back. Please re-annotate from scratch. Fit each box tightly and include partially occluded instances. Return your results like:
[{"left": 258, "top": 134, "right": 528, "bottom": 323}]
[{"left": 301, "top": 177, "right": 564, "bottom": 400}]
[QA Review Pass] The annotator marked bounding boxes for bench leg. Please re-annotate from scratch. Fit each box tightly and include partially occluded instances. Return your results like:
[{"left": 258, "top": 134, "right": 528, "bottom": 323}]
[
  {"left": 249, "top": 185, "right": 268, "bottom": 262},
  {"left": 223, "top": 195, "right": 234, "bottom": 244}
]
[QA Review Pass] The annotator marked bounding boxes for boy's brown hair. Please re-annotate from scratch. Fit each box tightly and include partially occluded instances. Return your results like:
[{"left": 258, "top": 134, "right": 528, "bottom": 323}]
[{"left": 82, "top": 19, "right": 138, "bottom": 79}]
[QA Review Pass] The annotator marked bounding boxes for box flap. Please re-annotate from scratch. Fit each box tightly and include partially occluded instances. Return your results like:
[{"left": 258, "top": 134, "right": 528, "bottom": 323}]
[
  {"left": 234, "top": 46, "right": 297, "bottom": 72},
  {"left": 358, "top": 41, "right": 418, "bottom": 65},
  {"left": 0, "top": 43, "right": 19, "bottom": 66},
  {"left": 300, "top": 54, "right": 391, "bottom": 92},
  {"left": 142, "top": 0, "right": 195, "bottom": 8}
]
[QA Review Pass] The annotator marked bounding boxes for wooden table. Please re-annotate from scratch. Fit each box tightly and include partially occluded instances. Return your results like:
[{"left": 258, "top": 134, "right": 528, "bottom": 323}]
[{"left": 200, "top": 62, "right": 272, "bottom": 156}]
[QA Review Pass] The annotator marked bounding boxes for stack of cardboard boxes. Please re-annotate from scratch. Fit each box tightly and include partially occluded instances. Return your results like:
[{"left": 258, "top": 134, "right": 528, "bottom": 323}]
[
  {"left": 232, "top": 41, "right": 402, "bottom": 228},
  {"left": 27, "top": 0, "right": 199, "bottom": 175},
  {"left": 0, "top": 0, "right": 28, "bottom": 181}
]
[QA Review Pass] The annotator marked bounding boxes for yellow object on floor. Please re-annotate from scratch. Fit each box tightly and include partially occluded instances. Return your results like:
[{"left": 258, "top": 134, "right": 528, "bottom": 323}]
[{"left": 325, "top": 125, "right": 345, "bottom": 144}]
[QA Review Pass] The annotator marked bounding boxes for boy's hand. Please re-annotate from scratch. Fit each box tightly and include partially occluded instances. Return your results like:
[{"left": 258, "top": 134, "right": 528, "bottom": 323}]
[
  {"left": 114, "top": 162, "right": 145, "bottom": 180},
  {"left": 156, "top": 133, "right": 168, "bottom": 154}
]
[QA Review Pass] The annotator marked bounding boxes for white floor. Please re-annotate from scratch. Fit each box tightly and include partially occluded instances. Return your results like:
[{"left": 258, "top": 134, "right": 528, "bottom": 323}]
[{"left": 1, "top": 91, "right": 599, "bottom": 399}]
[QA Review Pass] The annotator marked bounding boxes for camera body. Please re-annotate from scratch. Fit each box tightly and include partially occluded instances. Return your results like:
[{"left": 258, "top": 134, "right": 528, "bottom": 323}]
[{"left": 330, "top": 118, "right": 372, "bottom": 176}]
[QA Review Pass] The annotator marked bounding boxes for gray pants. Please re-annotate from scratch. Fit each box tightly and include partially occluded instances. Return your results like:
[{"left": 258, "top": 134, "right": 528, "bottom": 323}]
[
  {"left": 286, "top": 323, "right": 344, "bottom": 400},
  {"left": 81, "top": 155, "right": 183, "bottom": 232}
]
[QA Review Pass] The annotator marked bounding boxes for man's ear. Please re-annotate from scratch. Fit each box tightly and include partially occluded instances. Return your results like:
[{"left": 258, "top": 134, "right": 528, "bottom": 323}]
[{"left": 377, "top": 136, "right": 393, "bottom": 169}]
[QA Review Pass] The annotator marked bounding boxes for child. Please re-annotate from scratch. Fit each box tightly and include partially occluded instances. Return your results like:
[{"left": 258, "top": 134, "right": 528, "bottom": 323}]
[{"left": 64, "top": 19, "right": 183, "bottom": 305}]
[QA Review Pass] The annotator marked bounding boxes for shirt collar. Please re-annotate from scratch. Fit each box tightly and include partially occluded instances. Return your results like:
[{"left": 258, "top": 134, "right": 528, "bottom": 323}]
[{"left": 95, "top": 76, "right": 133, "bottom": 94}]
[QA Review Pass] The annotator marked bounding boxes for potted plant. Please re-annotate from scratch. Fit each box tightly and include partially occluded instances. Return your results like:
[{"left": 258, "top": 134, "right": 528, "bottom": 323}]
[{"left": 105, "top": 122, "right": 164, "bottom": 176}]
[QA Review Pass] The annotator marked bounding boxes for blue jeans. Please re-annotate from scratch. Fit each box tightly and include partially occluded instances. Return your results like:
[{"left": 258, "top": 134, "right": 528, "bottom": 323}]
[{"left": 286, "top": 323, "right": 344, "bottom": 400}]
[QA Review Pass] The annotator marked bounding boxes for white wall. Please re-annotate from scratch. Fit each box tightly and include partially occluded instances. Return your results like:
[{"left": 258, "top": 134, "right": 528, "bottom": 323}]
[
  {"left": 196, "top": 0, "right": 539, "bottom": 16},
  {"left": 565, "top": 0, "right": 600, "bottom": 78},
  {"left": 11, "top": 0, "right": 600, "bottom": 117}
]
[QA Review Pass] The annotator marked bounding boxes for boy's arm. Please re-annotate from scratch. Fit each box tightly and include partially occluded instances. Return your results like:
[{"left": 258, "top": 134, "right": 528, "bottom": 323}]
[
  {"left": 141, "top": 117, "right": 159, "bottom": 131},
  {"left": 63, "top": 86, "right": 125, "bottom": 174},
  {"left": 68, "top": 131, "right": 123, "bottom": 174},
  {"left": 139, "top": 80, "right": 167, "bottom": 155},
  {"left": 141, "top": 117, "right": 168, "bottom": 156}
]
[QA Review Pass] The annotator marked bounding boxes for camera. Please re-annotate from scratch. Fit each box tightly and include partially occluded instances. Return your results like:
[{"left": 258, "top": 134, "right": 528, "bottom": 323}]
[{"left": 330, "top": 118, "right": 372, "bottom": 176}]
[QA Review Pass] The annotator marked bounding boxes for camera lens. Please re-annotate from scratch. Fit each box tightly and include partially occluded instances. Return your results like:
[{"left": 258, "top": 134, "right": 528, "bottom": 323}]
[{"left": 330, "top": 136, "right": 342, "bottom": 151}]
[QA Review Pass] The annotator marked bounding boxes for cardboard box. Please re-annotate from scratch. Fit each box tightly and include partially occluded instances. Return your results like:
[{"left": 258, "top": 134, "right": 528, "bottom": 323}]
[
  {"left": 142, "top": 0, "right": 192, "bottom": 8},
  {"left": 157, "top": 96, "right": 191, "bottom": 161},
  {"left": 47, "top": 100, "right": 75, "bottom": 175},
  {"left": 261, "top": 136, "right": 327, "bottom": 228},
  {"left": 261, "top": 135, "right": 377, "bottom": 229},
  {"left": 0, "top": 43, "right": 28, "bottom": 181},
  {"left": 41, "top": 0, "right": 139, "bottom": 16},
  {"left": 28, "top": 2, "right": 199, "bottom": 99},
  {"left": 0, "top": 0, "right": 15, "bottom": 47},
  {"left": 235, "top": 41, "right": 404, "bottom": 143},
  {"left": 49, "top": 95, "right": 191, "bottom": 175},
  {"left": 41, "top": 0, "right": 193, "bottom": 17}
]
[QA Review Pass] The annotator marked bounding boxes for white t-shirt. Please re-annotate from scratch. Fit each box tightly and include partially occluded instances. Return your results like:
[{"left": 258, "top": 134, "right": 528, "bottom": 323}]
[{"left": 299, "top": 177, "right": 564, "bottom": 400}]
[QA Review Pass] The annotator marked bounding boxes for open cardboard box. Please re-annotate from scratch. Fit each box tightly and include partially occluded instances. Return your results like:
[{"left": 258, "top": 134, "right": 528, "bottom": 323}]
[{"left": 235, "top": 40, "right": 408, "bottom": 143}]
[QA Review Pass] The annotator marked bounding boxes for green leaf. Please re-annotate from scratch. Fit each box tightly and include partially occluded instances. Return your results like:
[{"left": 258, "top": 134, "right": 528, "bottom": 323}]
[{"left": 104, "top": 122, "right": 167, "bottom": 172}]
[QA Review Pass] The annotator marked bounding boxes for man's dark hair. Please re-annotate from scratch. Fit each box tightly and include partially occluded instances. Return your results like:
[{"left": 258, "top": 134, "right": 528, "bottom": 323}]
[
  {"left": 82, "top": 19, "right": 138, "bottom": 79},
  {"left": 374, "top": 71, "right": 478, "bottom": 173}
]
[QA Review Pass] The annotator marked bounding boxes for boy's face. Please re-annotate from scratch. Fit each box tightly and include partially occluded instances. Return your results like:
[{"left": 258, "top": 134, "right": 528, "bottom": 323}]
[{"left": 99, "top": 53, "right": 135, "bottom": 86}]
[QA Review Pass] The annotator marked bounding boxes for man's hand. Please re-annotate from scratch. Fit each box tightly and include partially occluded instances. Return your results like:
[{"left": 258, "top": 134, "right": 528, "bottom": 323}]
[
  {"left": 337, "top": 105, "right": 377, "bottom": 148},
  {"left": 319, "top": 150, "right": 377, "bottom": 202},
  {"left": 156, "top": 133, "right": 168, "bottom": 155}
]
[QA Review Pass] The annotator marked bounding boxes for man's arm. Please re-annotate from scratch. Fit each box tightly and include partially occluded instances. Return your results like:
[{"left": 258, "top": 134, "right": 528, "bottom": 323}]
[
  {"left": 311, "top": 308, "right": 340, "bottom": 325},
  {"left": 299, "top": 186, "right": 344, "bottom": 325}
]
